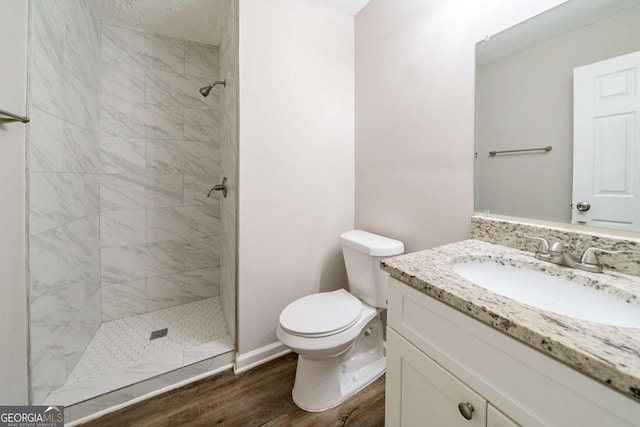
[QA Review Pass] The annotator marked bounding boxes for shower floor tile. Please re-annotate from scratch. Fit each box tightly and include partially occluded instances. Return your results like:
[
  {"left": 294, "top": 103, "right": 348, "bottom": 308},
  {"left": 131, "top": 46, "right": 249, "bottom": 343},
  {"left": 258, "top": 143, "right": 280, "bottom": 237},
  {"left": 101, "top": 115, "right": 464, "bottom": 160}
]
[{"left": 46, "top": 297, "right": 232, "bottom": 406}]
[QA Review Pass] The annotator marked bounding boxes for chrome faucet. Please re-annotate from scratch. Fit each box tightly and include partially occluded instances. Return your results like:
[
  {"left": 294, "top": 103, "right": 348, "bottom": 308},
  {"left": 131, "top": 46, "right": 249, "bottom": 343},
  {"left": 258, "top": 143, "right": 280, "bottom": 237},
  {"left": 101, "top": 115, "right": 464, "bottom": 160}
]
[{"left": 523, "top": 234, "right": 619, "bottom": 273}]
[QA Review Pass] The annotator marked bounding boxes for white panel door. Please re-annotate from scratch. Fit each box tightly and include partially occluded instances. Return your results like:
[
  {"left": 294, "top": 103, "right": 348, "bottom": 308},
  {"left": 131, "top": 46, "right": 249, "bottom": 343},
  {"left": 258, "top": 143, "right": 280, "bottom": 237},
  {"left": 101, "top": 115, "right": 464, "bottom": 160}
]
[
  {"left": 573, "top": 50, "right": 640, "bottom": 231},
  {"left": 386, "top": 328, "right": 487, "bottom": 427}
]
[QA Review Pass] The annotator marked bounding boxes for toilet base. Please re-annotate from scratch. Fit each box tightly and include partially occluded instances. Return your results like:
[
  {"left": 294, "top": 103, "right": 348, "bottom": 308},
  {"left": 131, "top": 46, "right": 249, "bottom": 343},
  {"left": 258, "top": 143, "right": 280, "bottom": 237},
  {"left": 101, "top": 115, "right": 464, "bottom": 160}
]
[{"left": 291, "top": 317, "right": 385, "bottom": 412}]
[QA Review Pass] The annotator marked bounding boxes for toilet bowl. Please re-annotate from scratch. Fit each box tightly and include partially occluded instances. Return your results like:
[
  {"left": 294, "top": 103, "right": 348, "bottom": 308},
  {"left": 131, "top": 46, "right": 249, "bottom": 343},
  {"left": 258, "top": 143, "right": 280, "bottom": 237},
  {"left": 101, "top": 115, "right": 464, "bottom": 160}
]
[{"left": 276, "top": 230, "right": 404, "bottom": 412}]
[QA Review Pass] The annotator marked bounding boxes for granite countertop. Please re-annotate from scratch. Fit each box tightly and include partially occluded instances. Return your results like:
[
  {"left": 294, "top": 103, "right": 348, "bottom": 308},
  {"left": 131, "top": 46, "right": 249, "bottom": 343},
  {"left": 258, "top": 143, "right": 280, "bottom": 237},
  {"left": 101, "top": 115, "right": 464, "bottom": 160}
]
[{"left": 381, "top": 239, "right": 640, "bottom": 401}]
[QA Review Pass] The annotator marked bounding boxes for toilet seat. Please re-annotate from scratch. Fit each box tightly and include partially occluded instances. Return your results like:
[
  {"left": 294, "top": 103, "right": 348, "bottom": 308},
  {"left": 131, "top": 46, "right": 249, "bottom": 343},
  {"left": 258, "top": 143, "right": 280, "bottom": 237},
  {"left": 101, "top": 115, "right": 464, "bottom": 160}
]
[{"left": 279, "top": 289, "right": 362, "bottom": 337}]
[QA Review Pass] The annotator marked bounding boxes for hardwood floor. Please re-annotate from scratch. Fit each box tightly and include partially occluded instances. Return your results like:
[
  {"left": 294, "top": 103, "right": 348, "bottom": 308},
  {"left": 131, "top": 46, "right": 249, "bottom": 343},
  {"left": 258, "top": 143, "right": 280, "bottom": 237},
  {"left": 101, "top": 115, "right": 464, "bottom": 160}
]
[{"left": 81, "top": 353, "right": 385, "bottom": 426}]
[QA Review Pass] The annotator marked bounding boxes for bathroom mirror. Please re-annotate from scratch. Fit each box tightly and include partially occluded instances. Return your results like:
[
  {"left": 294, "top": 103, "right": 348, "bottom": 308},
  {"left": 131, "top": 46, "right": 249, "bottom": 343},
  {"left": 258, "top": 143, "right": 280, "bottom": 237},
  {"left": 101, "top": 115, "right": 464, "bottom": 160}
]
[{"left": 474, "top": 0, "right": 640, "bottom": 232}]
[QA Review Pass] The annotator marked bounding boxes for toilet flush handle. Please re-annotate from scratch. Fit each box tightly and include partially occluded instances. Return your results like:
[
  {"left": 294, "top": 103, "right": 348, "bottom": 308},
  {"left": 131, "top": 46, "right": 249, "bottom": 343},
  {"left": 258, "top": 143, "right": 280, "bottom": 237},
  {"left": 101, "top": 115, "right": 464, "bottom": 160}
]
[
  {"left": 207, "top": 177, "right": 228, "bottom": 198},
  {"left": 458, "top": 402, "right": 474, "bottom": 420}
]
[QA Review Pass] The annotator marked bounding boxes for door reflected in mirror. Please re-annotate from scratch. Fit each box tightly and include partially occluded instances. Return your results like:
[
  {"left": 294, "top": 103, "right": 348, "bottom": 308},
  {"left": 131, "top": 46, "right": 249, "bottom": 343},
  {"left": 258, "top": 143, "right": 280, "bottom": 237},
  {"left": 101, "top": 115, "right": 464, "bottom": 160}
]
[
  {"left": 474, "top": 0, "right": 640, "bottom": 233},
  {"left": 572, "top": 51, "right": 640, "bottom": 230}
]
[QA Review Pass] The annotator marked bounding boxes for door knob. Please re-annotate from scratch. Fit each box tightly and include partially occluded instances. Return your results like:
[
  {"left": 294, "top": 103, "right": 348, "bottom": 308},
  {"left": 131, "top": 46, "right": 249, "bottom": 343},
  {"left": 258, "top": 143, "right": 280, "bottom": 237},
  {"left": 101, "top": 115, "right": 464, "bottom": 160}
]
[
  {"left": 207, "top": 177, "right": 227, "bottom": 198},
  {"left": 576, "top": 201, "right": 590, "bottom": 212}
]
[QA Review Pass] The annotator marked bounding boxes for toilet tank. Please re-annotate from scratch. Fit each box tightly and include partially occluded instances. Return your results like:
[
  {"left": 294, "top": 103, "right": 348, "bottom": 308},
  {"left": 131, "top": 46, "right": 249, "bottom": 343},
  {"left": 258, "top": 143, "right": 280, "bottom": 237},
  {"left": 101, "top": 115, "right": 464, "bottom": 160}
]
[{"left": 340, "top": 230, "right": 404, "bottom": 308}]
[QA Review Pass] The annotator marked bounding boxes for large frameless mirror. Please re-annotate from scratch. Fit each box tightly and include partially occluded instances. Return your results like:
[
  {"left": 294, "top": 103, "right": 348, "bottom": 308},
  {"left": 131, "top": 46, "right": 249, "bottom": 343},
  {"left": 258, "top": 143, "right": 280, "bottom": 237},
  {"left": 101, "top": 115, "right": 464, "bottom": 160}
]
[{"left": 474, "top": 0, "right": 640, "bottom": 232}]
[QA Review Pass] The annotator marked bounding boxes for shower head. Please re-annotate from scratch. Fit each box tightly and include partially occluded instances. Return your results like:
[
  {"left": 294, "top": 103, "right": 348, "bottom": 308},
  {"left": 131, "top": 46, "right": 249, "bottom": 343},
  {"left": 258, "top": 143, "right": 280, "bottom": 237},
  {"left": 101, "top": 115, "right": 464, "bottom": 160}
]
[
  {"left": 199, "top": 85, "right": 213, "bottom": 97},
  {"left": 199, "top": 79, "right": 226, "bottom": 97}
]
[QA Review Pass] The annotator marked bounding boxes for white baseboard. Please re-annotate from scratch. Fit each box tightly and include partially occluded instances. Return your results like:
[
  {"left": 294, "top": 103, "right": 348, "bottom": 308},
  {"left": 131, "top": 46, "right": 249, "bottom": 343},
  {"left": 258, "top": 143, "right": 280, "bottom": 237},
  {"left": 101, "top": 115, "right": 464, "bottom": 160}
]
[{"left": 234, "top": 342, "right": 291, "bottom": 374}]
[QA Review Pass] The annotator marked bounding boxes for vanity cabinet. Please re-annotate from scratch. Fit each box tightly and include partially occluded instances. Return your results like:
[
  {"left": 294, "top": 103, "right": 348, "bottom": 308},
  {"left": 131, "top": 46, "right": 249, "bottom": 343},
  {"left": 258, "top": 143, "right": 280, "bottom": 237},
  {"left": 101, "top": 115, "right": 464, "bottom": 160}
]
[
  {"left": 385, "top": 278, "right": 640, "bottom": 427},
  {"left": 487, "top": 404, "right": 519, "bottom": 427},
  {"left": 387, "top": 328, "right": 488, "bottom": 426},
  {"left": 387, "top": 329, "right": 518, "bottom": 426}
]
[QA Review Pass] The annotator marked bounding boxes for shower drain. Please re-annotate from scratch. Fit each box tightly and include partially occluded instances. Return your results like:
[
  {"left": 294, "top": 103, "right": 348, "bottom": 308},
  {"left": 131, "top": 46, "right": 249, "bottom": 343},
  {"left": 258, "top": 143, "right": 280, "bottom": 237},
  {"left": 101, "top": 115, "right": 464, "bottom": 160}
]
[{"left": 150, "top": 328, "right": 168, "bottom": 340}]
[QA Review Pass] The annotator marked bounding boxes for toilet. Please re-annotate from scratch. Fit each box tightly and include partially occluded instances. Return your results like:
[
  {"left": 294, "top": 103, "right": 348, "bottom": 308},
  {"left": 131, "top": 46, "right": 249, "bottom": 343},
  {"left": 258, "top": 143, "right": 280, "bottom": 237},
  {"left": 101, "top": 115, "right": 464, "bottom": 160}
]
[{"left": 276, "top": 230, "right": 404, "bottom": 412}]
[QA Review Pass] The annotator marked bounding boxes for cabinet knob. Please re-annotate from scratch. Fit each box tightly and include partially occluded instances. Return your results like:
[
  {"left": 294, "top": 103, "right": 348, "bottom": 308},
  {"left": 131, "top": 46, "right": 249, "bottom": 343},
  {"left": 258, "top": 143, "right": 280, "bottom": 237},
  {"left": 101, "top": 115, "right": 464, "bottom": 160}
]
[{"left": 458, "top": 402, "right": 474, "bottom": 420}]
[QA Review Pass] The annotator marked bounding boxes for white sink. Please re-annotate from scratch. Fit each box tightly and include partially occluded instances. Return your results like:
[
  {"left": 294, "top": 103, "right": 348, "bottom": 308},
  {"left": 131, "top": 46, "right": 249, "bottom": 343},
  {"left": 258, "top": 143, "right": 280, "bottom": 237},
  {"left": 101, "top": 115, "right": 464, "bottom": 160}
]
[{"left": 452, "top": 261, "right": 640, "bottom": 328}]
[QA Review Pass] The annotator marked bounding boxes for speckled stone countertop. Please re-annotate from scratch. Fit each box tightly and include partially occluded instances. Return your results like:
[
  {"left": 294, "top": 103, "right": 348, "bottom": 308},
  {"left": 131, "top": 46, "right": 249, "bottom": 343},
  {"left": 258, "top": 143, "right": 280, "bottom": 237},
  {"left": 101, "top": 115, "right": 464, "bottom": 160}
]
[{"left": 381, "top": 239, "right": 640, "bottom": 401}]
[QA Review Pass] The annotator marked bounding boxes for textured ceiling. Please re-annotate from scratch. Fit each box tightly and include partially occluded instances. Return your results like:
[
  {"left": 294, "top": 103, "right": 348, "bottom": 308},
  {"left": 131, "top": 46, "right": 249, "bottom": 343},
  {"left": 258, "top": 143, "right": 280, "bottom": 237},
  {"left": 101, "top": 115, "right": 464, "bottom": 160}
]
[
  {"left": 311, "top": 0, "right": 370, "bottom": 15},
  {"left": 477, "top": 0, "right": 640, "bottom": 65},
  {"left": 89, "top": 0, "right": 230, "bottom": 45},
  {"left": 90, "top": 0, "right": 369, "bottom": 46}
]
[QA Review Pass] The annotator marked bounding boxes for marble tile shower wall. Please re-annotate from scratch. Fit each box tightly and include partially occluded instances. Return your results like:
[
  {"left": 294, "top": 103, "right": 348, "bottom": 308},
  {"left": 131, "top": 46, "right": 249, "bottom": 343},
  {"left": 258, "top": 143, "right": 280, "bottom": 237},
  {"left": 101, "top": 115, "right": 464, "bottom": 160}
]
[
  {"left": 28, "top": 0, "right": 102, "bottom": 404},
  {"left": 219, "top": 0, "right": 238, "bottom": 345},
  {"left": 99, "top": 24, "right": 222, "bottom": 322}
]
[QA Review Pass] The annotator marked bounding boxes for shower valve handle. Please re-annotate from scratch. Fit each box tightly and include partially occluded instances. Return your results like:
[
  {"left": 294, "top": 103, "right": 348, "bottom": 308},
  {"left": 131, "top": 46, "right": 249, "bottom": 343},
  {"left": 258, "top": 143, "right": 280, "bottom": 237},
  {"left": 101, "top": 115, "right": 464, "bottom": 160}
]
[{"left": 207, "top": 177, "right": 228, "bottom": 198}]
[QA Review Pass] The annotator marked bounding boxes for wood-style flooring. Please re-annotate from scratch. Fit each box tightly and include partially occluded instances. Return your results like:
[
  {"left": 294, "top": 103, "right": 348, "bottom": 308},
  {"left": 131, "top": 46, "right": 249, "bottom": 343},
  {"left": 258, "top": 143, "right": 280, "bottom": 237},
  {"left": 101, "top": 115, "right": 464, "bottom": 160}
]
[{"left": 80, "top": 353, "right": 385, "bottom": 426}]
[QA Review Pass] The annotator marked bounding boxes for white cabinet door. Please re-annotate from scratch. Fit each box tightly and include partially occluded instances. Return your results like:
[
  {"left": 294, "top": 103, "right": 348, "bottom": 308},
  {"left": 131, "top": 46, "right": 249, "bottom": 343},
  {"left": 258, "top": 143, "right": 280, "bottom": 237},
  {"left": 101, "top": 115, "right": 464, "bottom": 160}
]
[
  {"left": 487, "top": 403, "right": 520, "bottom": 427},
  {"left": 573, "top": 50, "right": 640, "bottom": 231},
  {"left": 386, "top": 328, "right": 487, "bottom": 427}
]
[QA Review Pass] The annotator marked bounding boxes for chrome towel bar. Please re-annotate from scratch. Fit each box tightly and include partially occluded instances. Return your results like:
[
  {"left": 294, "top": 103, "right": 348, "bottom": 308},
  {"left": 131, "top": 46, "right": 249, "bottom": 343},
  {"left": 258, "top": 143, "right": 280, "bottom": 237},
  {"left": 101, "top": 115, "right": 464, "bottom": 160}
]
[
  {"left": 489, "top": 145, "right": 552, "bottom": 157},
  {"left": 0, "top": 108, "right": 30, "bottom": 124}
]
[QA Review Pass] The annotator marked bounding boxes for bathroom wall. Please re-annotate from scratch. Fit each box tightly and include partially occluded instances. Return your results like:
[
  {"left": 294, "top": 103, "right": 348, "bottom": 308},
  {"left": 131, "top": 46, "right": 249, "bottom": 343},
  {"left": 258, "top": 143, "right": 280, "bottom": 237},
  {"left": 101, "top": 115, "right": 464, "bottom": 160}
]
[
  {"left": 99, "top": 23, "right": 222, "bottom": 321},
  {"left": 27, "top": 0, "right": 102, "bottom": 404},
  {"left": 238, "top": 0, "right": 354, "bottom": 356},
  {"left": 475, "top": 5, "right": 640, "bottom": 222},
  {"left": 219, "top": 0, "right": 238, "bottom": 344},
  {"left": 0, "top": 0, "right": 28, "bottom": 405},
  {"left": 354, "top": 0, "right": 567, "bottom": 253}
]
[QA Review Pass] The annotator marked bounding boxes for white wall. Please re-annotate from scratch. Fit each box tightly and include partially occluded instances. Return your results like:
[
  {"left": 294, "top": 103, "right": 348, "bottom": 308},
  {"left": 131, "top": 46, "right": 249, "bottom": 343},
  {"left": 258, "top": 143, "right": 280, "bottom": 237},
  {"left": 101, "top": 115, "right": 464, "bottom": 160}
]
[
  {"left": 0, "top": 0, "right": 28, "bottom": 404},
  {"left": 238, "top": 0, "right": 354, "bottom": 355},
  {"left": 355, "top": 0, "right": 566, "bottom": 253}
]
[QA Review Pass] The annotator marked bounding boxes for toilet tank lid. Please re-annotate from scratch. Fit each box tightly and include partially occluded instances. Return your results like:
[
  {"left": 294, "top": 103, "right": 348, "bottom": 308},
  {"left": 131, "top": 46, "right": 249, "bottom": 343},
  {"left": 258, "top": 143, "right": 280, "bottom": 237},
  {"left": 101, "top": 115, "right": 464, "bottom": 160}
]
[{"left": 340, "top": 230, "right": 404, "bottom": 256}]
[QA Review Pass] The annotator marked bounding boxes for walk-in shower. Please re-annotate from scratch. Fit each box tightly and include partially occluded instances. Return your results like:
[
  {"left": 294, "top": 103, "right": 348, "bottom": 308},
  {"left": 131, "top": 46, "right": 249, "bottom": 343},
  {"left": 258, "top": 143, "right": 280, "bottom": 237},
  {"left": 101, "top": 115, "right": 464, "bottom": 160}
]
[
  {"left": 200, "top": 79, "right": 227, "bottom": 97},
  {"left": 26, "top": 0, "right": 238, "bottom": 421}
]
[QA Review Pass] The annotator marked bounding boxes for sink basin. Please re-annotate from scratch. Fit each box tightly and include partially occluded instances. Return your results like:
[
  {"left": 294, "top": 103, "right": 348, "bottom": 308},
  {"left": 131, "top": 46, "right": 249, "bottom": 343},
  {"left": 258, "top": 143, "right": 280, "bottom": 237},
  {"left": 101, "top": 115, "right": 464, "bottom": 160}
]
[{"left": 452, "top": 261, "right": 640, "bottom": 328}]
